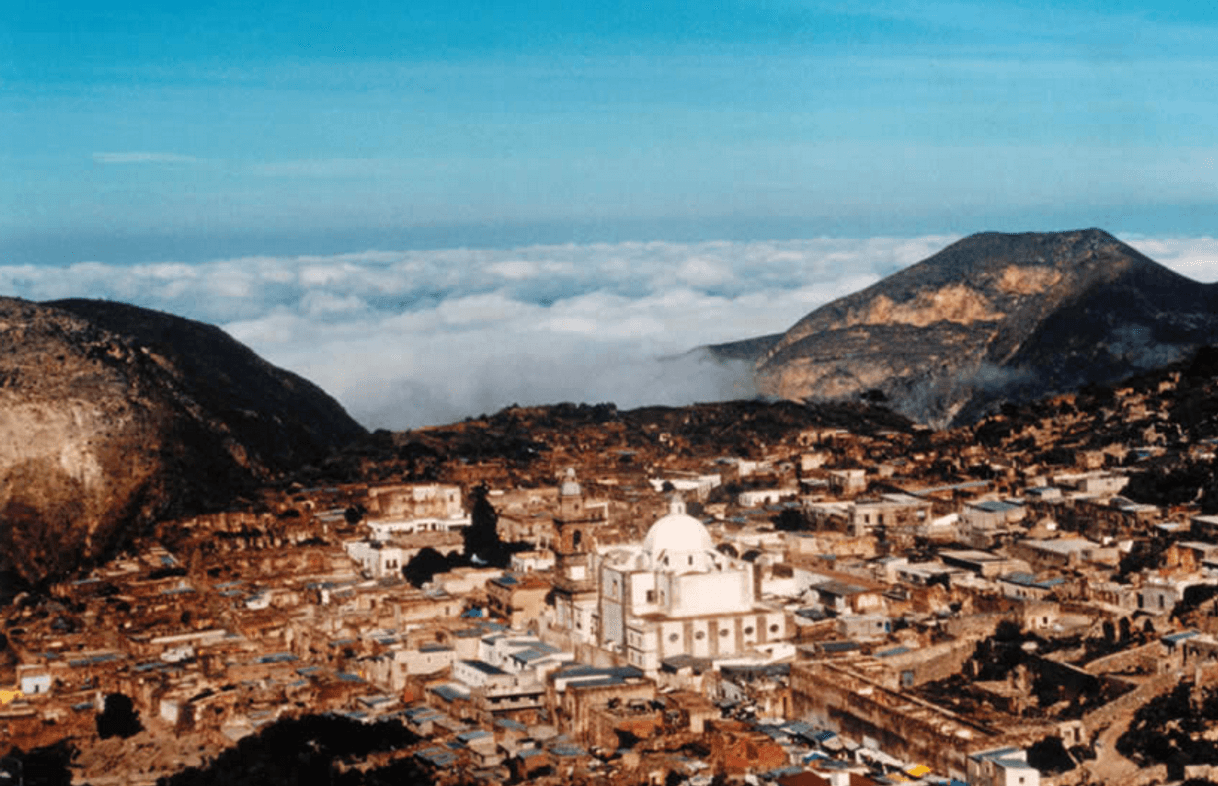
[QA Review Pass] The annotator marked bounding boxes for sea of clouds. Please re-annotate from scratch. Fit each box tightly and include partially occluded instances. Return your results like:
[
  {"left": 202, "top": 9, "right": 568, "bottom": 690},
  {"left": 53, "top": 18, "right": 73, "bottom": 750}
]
[{"left": 2, "top": 234, "right": 1217, "bottom": 430}]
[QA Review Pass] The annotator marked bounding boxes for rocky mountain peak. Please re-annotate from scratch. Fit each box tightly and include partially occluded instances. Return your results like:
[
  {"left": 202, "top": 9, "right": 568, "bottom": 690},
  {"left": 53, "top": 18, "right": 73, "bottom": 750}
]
[{"left": 751, "top": 229, "right": 1218, "bottom": 428}]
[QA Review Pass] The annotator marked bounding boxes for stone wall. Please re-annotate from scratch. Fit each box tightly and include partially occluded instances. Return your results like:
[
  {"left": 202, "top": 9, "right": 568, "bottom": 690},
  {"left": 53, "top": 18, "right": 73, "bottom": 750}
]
[{"left": 791, "top": 661, "right": 999, "bottom": 781}]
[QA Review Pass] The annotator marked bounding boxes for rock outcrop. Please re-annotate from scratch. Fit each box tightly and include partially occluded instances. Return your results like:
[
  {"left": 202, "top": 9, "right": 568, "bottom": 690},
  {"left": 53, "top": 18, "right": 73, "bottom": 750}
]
[
  {"left": 741, "top": 229, "right": 1218, "bottom": 426},
  {"left": 0, "top": 298, "right": 366, "bottom": 585}
]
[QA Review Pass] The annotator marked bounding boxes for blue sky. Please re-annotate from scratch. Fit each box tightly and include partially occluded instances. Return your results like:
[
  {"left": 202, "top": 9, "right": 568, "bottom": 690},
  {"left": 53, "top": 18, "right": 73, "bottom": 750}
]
[{"left": 3, "top": 1, "right": 1217, "bottom": 265}]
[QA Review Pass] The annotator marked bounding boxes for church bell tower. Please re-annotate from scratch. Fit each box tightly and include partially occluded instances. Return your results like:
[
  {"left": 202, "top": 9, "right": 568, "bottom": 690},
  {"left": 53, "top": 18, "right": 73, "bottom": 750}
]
[{"left": 553, "top": 468, "right": 601, "bottom": 592}]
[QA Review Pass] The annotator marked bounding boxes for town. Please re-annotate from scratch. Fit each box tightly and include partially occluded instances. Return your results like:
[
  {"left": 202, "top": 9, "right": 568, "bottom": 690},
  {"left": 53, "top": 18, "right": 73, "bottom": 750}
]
[{"left": 4, "top": 376, "right": 1218, "bottom": 786}]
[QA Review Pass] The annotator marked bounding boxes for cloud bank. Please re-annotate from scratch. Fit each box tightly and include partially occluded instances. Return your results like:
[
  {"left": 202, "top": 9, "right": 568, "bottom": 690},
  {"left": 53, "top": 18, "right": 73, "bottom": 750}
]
[{"left": 1, "top": 234, "right": 1214, "bottom": 430}]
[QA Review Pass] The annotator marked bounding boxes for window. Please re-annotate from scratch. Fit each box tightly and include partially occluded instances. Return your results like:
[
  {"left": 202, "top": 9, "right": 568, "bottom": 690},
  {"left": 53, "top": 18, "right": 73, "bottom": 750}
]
[
  {"left": 695, "top": 631, "right": 706, "bottom": 640},
  {"left": 646, "top": 590, "right": 656, "bottom": 603},
  {"left": 744, "top": 626, "right": 754, "bottom": 635},
  {"left": 769, "top": 624, "right": 779, "bottom": 634},
  {"left": 668, "top": 633, "right": 679, "bottom": 643},
  {"left": 719, "top": 628, "right": 729, "bottom": 637}
]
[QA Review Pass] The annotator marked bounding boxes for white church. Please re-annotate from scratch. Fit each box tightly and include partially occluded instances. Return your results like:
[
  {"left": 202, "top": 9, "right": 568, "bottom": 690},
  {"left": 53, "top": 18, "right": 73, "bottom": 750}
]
[{"left": 550, "top": 470, "right": 790, "bottom": 671}]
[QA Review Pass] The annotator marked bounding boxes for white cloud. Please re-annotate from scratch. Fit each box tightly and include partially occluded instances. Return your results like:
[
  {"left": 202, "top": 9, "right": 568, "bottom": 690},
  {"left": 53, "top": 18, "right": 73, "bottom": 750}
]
[
  {"left": 3, "top": 233, "right": 1214, "bottom": 430},
  {"left": 92, "top": 152, "right": 202, "bottom": 164},
  {"left": 1123, "top": 237, "right": 1218, "bottom": 283}
]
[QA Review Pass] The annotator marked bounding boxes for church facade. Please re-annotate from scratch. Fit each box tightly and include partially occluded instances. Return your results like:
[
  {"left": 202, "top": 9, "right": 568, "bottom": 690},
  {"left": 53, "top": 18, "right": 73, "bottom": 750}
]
[{"left": 551, "top": 470, "right": 789, "bottom": 672}]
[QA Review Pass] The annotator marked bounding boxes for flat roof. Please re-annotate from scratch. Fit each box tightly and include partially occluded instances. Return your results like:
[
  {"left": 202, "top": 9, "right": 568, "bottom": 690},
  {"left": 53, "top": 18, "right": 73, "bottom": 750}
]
[{"left": 461, "top": 659, "right": 506, "bottom": 675}]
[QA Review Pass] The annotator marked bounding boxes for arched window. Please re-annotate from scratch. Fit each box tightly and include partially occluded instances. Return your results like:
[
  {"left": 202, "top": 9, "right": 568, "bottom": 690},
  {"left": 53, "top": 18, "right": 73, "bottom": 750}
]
[{"left": 572, "top": 529, "right": 582, "bottom": 550}]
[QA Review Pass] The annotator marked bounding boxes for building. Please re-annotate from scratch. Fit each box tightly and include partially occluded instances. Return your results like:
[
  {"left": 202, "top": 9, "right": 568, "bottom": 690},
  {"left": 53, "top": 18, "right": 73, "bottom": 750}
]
[
  {"left": 738, "top": 488, "right": 800, "bottom": 507},
  {"left": 828, "top": 470, "right": 867, "bottom": 496},
  {"left": 550, "top": 469, "right": 608, "bottom": 645},
  {"left": 849, "top": 494, "right": 933, "bottom": 537},
  {"left": 344, "top": 540, "right": 407, "bottom": 579},
  {"left": 365, "top": 483, "right": 466, "bottom": 520},
  {"left": 968, "top": 747, "right": 1040, "bottom": 786},
  {"left": 594, "top": 498, "right": 789, "bottom": 671},
  {"left": 486, "top": 573, "right": 551, "bottom": 629}
]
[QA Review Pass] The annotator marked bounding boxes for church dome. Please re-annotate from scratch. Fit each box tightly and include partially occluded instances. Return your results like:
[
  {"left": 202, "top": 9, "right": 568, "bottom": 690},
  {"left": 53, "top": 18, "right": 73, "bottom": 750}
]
[
  {"left": 642, "top": 498, "right": 714, "bottom": 561},
  {"left": 559, "top": 467, "right": 582, "bottom": 497}
]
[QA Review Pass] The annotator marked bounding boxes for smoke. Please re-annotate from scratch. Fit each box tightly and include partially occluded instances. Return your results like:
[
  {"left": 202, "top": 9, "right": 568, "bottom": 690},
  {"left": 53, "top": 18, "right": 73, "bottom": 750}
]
[
  {"left": 886, "top": 361, "right": 1038, "bottom": 429},
  {"left": 1106, "top": 326, "right": 1189, "bottom": 371}
]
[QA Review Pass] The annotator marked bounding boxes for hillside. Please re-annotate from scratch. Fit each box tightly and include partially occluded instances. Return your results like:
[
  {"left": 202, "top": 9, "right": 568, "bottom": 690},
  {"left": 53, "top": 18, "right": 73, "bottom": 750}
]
[
  {"left": 0, "top": 298, "right": 366, "bottom": 587},
  {"left": 747, "top": 229, "right": 1218, "bottom": 427}
]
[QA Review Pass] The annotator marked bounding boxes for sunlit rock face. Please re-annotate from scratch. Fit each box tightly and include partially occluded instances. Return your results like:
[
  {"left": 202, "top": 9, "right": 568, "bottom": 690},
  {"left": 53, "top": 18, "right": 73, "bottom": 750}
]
[
  {"left": 749, "top": 229, "right": 1218, "bottom": 427},
  {"left": 0, "top": 298, "right": 365, "bottom": 585}
]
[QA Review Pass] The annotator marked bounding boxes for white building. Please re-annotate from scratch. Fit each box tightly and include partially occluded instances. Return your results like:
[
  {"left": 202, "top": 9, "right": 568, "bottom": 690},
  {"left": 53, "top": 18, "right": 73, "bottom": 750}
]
[
  {"left": 648, "top": 473, "right": 722, "bottom": 501},
  {"left": 596, "top": 498, "right": 789, "bottom": 671},
  {"left": 344, "top": 540, "right": 407, "bottom": 579},
  {"left": 737, "top": 488, "right": 799, "bottom": 507},
  {"left": 968, "top": 746, "right": 1040, "bottom": 786},
  {"left": 366, "top": 514, "right": 470, "bottom": 540}
]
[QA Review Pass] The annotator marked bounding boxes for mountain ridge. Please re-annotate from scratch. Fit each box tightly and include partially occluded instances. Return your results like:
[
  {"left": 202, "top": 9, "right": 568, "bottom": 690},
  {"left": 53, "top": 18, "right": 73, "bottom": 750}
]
[{"left": 732, "top": 229, "right": 1218, "bottom": 426}]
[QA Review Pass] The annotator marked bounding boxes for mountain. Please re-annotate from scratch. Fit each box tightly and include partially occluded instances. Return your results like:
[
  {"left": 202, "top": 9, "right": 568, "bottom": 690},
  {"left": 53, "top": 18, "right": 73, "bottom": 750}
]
[
  {"left": 0, "top": 298, "right": 366, "bottom": 586},
  {"left": 744, "top": 229, "right": 1218, "bottom": 427}
]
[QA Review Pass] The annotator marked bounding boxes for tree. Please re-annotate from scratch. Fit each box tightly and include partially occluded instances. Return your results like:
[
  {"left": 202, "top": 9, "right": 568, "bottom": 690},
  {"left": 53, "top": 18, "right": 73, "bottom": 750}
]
[
  {"left": 463, "top": 483, "right": 507, "bottom": 566},
  {"left": 773, "top": 508, "right": 810, "bottom": 532},
  {"left": 1, "top": 740, "right": 74, "bottom": 786},
  {"left": 403, "top": 547, "right": 452, "bottom": 588},
  {"left": 96, "top": 693, "right": 142, "bottom": 739}
]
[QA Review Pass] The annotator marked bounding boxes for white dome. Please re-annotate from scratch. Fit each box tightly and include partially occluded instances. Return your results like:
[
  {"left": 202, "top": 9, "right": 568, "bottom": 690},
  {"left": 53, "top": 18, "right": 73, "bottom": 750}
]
[
  {"left": 642, "top": 499, "right": 714, "bottom": 561},
  {"left": 559, "top": 467, "right": 582, "bottom": 496}
]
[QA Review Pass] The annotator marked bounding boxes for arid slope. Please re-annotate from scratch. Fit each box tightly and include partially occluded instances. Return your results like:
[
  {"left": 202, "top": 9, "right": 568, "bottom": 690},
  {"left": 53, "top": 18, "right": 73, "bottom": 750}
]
[
  {"left": 0, "top": 298, "right": 366, "bottom": 584},
  {"left": 749, "top": 229, "right": 1218, "bottom": 426}
]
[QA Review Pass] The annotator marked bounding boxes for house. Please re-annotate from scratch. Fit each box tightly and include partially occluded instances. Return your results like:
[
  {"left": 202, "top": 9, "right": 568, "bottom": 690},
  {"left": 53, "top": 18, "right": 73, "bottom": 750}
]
[
  {"left": 486, "top": 573, "right": 551, "bottom": 629},
  {"left": 968, "top": 746, "right": 1040, "bottom": 786},
  {"left": 343, "top": 540, "right": 407, "bottom": 579},
  {"left": 827, "top": 470, "right": 867, "bottom": 496},
  {"left": 739, "top": 488, "right": 800, "bottom": 508},
  {"left": 809, "top": 579, "right": 885, "bottom": 617},
  {"left": 848, "top": 494, "right": 933, "bottom": 537},
  {"left": 963, "top": 499, "right": 1025, "bottom": 531},
  {"left": 1137, "top": 581, "right": 1183, "bottom": 615}
]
